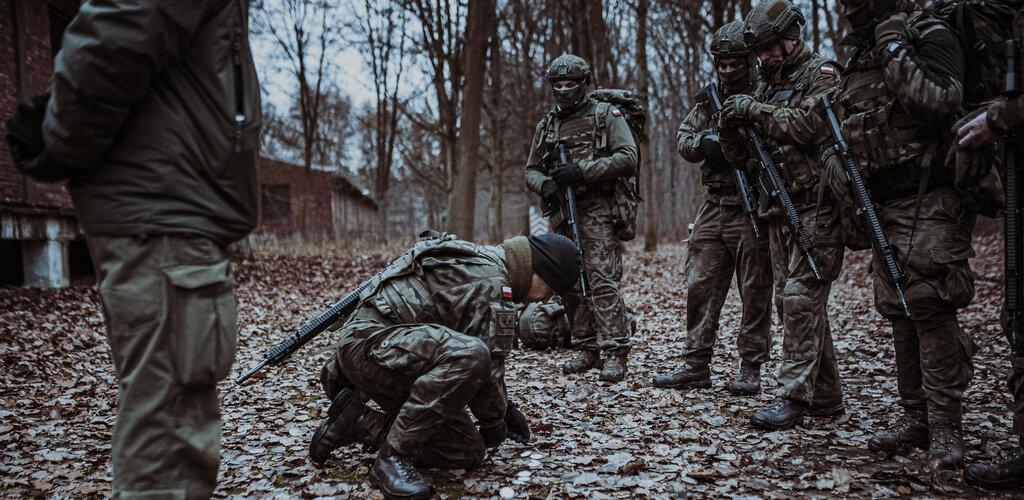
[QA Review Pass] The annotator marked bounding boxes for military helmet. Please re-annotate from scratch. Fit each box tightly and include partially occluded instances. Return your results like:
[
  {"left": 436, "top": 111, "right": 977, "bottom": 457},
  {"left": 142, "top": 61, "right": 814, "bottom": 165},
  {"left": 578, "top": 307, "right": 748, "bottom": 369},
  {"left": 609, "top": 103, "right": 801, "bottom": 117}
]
[
  {"left": 743, "top": 0, "right": 805, "bottom": 49},
  {"left": 710, "top": 21, "right": 750, "bottom": 59},
  {"left": 544, "top": 54, "right": 591, "bottom": 85},
  {"left": 518, "top": 301, "right": 568, "bottom": 350}
]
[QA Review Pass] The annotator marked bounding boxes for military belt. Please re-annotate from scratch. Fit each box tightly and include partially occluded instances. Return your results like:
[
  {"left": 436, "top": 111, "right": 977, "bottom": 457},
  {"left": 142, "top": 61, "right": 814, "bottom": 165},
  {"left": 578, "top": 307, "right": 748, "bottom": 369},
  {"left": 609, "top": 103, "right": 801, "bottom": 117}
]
[
  {"left": 868, "top": 165, "right": 952, "bottom": 202},
  {"left": 707, "top": 185, "right": 738, "bottom": 196}
]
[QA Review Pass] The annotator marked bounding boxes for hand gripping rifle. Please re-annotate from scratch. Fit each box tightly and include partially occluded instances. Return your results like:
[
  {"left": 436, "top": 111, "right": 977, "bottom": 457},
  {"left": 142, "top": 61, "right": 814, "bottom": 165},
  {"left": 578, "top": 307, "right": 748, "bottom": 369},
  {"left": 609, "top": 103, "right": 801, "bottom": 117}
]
[
  {"left": 821, "top": 96, "right": 911, "bottom": 318},
  {"left": 740, "top": 106, "right": 821, "bottom": 279},
  {"left": 236, "top": 263, "right": 393, "bottom": 384},
  {"left": 554, "top": 143, "right": 588, "bottom": 297},
  {"left": 695, "top": 84, "right": 760, "bottom": 238},
  {"left": 1003, "top": 39, "right": 1023, "bottom": 354}
]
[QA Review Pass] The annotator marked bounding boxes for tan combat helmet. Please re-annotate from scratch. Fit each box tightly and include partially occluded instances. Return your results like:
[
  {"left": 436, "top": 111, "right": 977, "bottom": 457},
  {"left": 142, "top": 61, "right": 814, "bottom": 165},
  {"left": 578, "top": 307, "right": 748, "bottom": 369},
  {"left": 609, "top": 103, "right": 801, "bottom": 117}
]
[{"left": 743, "top": 0, "right": 805, "bottom": 50}]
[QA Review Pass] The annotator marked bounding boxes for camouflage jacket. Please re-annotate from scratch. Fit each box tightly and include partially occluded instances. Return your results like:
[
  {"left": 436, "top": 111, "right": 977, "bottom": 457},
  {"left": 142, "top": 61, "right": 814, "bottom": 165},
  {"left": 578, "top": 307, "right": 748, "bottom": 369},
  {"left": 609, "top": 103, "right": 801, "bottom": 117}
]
[
  {"left": 345, "top": 235, "right": 519, "bottom": 426},
  {"left": 720, "top": 42, "right": 840, "bottom": 198},
  {"left": 789, "top": 9, "right": 964, "bottom": 184},
  {"left": 677, "top": 81, "right": 755, "bottom": 205},
  {"left": 987, "top": 8, "right": 1024, "bottom": 135},
  {"left": 524, "top": 98, "right": 638, "bottom": 198}
]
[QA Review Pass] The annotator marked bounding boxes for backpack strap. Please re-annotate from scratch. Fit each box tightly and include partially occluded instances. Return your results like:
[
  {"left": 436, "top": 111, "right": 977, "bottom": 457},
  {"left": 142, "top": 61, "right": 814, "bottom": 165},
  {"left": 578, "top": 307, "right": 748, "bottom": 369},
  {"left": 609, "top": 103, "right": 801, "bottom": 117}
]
[{"left": 594, "top": 100, "right": 611, "bottom": 150}]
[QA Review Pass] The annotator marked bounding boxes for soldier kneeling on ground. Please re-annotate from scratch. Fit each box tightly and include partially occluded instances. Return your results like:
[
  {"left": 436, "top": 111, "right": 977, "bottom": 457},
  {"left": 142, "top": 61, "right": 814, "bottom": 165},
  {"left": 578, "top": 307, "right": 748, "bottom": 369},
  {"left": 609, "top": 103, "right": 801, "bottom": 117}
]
[{"left": 308, "top": 232, "right": 580, "bottom": 500}]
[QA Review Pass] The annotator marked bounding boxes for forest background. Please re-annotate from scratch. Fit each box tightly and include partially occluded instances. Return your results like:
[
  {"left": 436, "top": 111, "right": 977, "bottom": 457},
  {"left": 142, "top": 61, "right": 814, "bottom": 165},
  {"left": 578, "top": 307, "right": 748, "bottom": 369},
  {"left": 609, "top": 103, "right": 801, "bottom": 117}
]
[{"left": 252, "top": 0, "right": 854, "bottom": 246}]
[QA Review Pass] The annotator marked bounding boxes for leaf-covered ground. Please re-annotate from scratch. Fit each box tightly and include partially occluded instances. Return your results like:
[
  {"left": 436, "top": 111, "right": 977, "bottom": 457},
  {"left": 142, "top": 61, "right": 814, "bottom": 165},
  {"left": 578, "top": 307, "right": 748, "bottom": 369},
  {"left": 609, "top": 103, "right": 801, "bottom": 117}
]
[{"left": 2, "top": 234, "right": 1023, "bottom": 498}]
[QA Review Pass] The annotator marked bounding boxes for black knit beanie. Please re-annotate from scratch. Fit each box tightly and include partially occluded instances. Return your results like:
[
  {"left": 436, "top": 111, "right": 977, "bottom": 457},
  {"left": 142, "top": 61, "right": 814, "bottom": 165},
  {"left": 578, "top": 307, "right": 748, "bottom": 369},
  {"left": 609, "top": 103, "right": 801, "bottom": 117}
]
[{"left": 528, "top": 234, "right": 581, "bottom": 294}]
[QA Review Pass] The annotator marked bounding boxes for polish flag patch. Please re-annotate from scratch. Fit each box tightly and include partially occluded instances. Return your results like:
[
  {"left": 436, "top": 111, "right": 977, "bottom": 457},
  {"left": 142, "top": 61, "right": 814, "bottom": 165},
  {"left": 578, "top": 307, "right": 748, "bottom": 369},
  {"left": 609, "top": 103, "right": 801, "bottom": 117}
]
[
  {"left": 820, "top": 65, "right": 836, "bottom": 75},
  {"left": 502, "top": 286, "right": 513, "bottom": 298},
  {"left": 611, "top": 107, "right": 622, "bottom": 116}
]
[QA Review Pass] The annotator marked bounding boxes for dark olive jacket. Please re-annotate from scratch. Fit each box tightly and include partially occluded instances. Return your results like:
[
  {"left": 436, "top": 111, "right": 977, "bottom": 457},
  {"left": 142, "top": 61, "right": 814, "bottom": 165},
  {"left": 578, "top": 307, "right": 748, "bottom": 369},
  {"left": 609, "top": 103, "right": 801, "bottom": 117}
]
[{"left": 43, "top": 0, "right": 261, "bottom": 246}]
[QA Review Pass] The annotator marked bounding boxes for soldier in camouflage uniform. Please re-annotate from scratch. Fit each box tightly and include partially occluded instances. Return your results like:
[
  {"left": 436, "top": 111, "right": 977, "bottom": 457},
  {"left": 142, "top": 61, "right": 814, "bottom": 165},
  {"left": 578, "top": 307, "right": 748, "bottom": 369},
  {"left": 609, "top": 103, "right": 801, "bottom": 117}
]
[
  {"left": 957, "top": 5, "right": 1024, "bottom": 486},
  {"left": 717, "top": 0, "right": 846, "bottom": 431},
  {"left": 782, "top": 0, "right": 976, "bottom": 470},
  {"left": 524, "top": 54, "right": 639, "bottom": 383},
  {"left": 652, "top": 21, "right": 773, "bottom": 396},
  {"left": 308, "top": 233, "right": 580, "bottom": 499}
]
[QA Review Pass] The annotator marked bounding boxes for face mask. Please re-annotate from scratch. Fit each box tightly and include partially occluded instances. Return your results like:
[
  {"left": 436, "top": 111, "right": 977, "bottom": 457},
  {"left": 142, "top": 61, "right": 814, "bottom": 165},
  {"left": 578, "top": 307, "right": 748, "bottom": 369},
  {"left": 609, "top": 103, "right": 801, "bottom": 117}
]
[
  {"left": 720, "top": 65, "right": 751, "bottom": 94},
  {"left": 553, "top": 83, "right": 586, "bottom": 113},
  {"left": 845, "top": 6, "right": 875, "bottom": 33}
]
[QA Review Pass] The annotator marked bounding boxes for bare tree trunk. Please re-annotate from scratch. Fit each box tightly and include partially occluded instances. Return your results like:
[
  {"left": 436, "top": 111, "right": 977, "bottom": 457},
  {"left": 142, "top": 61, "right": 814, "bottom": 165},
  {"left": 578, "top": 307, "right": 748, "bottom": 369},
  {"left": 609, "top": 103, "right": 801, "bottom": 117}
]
[
  {"left": 812, "top": 0, "right": 821, "bottom": 54},
  {"left": 636, "top": 0, "right": 656, "bottom": 252},
  {"left": 450, "top": 0, "right": 493, "bottom": 239}
]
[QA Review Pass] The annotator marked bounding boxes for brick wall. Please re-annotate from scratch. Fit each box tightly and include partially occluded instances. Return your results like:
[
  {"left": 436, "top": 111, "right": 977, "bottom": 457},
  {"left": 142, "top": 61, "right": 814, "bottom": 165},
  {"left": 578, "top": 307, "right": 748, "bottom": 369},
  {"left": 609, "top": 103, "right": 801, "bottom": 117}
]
[
  {"left": 0, "top": 0, "right": 77, "bottom": 209},
  {"left": 255, "top": 157, "right": 378, "bottom": 241}
]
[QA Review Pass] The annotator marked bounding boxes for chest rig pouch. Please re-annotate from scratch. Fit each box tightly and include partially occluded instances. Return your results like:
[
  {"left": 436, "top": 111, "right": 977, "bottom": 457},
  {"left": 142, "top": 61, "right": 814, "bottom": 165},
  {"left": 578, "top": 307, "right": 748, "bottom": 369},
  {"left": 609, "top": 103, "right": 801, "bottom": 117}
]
[
  {"left": 756, "top": 80, "right": 818, "bottom": 194},
  {"left": 839, "top": 63, "right": 929, "bottom": 178},
  {"left": 540, "top": 109, "right": 603, "bottom": 197}
]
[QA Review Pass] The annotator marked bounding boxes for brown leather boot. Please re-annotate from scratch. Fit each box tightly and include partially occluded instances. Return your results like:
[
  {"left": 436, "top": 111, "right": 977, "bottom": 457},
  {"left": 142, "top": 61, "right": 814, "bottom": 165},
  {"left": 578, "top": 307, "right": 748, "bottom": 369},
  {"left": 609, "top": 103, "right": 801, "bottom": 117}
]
[
  {"left": 562, "top": 349, "right": 600, "bottom": 374},
  {"left": 651, "top": 361, "right": 711, "bottom": 389},
  {"left": 729, "top": 361, "right": 760, "bottom": 395},
  {"left": 929, "top": 422, "right": 966, "bottom": 470},
  {"left": 964, "top": 444, "right": 1024, "bottom": 490},
  {"left": 867, "top": 408, "right": 929, "bottom": 455},
  {"left": 750, "top": 397, "right": 807, "bottom": 431},
  {"left": 370, "top": 443, "right": 432, "bottom": 500},
  {"left": 599, "top": 352, "right": 628, "bottom": 383}
]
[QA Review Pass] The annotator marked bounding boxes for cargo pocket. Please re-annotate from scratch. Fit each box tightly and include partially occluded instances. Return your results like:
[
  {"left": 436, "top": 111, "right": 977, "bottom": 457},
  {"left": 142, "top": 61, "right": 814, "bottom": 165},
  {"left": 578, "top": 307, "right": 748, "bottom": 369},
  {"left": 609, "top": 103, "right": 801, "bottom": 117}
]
[
  {"left": 164, "top": 260, "right": 237, "bottom": 388},
  {"left": 929, "top": 242, "right": 976, "bottom": 309},
  {"left": 369, "top": 329, "right": 436, "bottom": 376}
]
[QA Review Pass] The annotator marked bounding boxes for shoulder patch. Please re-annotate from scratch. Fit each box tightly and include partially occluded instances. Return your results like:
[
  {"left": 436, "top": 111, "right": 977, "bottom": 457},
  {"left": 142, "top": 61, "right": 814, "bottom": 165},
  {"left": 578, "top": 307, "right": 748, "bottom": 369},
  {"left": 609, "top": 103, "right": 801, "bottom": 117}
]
[
  {"left": 821, "top": 65, "right": 835, "bottom": 75},
  {"left": 611, "top": 107, "right": 622, "bottom": 116}
]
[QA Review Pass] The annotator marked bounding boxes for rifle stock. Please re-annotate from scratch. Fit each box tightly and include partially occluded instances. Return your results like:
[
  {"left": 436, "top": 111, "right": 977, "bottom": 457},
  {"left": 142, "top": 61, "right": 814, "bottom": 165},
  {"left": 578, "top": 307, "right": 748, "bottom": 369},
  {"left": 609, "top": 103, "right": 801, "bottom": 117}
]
[
  {"left": 696, "top": 84, "right": 761, "bottom": 238},
  {"left": 820, "top": 96, "right": 911, "bottom": 318}
]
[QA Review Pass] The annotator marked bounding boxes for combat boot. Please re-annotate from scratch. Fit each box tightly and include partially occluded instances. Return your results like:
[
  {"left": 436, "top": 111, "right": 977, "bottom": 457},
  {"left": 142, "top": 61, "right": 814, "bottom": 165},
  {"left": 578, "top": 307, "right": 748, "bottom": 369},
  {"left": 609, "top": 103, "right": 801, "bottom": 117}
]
[
  {"left": 964, "top": 444, "right": 1024, "bottom": 490},
  {"left": 928, "top": 422, "right": 966, "bottom": 470},
  {"left": 807, "top": 397, "right": 845, "bottom": 418},
  {"left": 310, "top": 388, "right": 389, "bottom": 463},
  {"left": 562, "top": 349, "right": 600, "bottom": 374},
  {"left": 599, "top": 352, "right": 628, "bottom": 383},
  {"left": 369, "top": 443, "right": 431, "bottom": 500},
  {"left": 750, "top": 397, "right": 806, "bottom": 431},
  {"left": 729, "top": 361, "right": 760, "bottom": 395},
  {"left": 867, "top": 408, "right": 928, "bottom": 454},
  {"left": 651, "top": 361, "right": 711, "bottom": 389}
]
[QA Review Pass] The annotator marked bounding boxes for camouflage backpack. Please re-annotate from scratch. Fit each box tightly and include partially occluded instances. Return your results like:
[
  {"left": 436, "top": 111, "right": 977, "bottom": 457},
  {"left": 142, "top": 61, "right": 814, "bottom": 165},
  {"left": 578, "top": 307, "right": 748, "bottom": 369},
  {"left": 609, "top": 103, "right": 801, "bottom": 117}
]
[
  {"left": 589, "top": 88, "right": 648, "bottom": 241},
  {"left": 933, "top": 0, "right": 1019, "bottom": 217}
]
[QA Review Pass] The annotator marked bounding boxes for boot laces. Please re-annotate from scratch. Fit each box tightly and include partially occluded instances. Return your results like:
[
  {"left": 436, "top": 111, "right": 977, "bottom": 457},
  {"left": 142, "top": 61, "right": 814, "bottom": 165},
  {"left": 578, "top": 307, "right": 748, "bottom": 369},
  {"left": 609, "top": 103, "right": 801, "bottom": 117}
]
[
  {"left": 892, "top": 413, "right": 924, "bottom": 434},
  {"left": 766, "top": 397, "right": 789, "bottom": 412},
  {"left": 996, "top": 445, "right": 1024, "bottom": 465},
  {"left": 931, "top": 424, "right": 961, "bottom": 450}
]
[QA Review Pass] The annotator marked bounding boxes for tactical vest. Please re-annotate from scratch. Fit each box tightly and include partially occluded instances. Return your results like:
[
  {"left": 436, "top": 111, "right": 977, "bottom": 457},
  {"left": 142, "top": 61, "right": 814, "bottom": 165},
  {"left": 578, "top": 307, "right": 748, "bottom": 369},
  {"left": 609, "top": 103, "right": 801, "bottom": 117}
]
[
  {"left": 538, "top": 100, "right": 617, "bottom": 197},
  {"left": 702, "top": 82, "right": 754, "bottom": 192},
  {"left": 838, "top": 12, "right": 951, "bottom": 199},
  {"left": 752, "top": 50, "right": 837, "bottom": 197},
  {"left": 357, "top": 233, "right": 517, "bottom": 357}
]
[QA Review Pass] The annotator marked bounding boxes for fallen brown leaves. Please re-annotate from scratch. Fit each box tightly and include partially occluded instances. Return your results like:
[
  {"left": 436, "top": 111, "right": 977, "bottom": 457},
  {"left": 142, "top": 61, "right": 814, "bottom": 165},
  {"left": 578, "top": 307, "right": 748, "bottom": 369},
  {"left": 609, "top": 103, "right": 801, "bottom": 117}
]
[{"left": 1, "top": 233, "right": 1021, "bottom": 498}]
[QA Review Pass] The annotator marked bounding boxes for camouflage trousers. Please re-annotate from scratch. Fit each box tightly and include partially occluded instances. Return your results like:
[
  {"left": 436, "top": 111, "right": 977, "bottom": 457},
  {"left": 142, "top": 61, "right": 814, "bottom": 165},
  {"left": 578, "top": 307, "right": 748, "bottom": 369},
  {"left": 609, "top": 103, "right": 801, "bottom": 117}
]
[
  {"left": 87, "top": 235, "right": 237, "bottom": 500},
  {"left": 683, "top": 199, "right": 773, "bottom": 365},
  {"left": 321, "top": 316, "right": 492, "bottom": 468},
  {"left": 769, "top": 200, "right": 846, "bottom": 405},
  {"left": 874, "top": 188, "right": 977, "bottom": 424},
  {"left": 556, "top": 195, "right": 631, "bottom": 354}
]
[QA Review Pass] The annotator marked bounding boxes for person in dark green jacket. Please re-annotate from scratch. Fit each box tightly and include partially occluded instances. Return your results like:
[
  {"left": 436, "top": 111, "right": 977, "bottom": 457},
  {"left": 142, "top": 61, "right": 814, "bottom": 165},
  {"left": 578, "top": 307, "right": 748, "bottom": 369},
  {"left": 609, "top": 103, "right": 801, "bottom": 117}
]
[{"left": 5, "top": 0, "right": 260, "bottom": 497}]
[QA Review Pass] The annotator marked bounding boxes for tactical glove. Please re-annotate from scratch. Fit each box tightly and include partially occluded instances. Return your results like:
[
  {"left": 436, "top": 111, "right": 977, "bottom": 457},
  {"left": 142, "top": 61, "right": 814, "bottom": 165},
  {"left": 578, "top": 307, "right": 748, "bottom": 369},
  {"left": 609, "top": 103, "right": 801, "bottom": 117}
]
[
  {"left": 875, "top": 12, "right": 914, "bottom": 48},
  {"left": 550, "top": 162, "right": 584, "bottom": 186},
  {"left": 504, "top": 403, "right": 530, "bottom": 444},
  {"left": 698, "top": 132, "right": 727, "bottom": 165},
  {"left": 6, "top": 92, "right": 50, "bottom": 161},
  {"left": 541, "top": 180, "right": 560, "bottom": 205},
  {"left": 14, "top": 150, "right": 76, "bottom": 183},
  {"left": 721, "top": 94, "right": 771, "bottom": 126},
  {"left": 479, "top": 422, "right": 507, "bottom": 448}
]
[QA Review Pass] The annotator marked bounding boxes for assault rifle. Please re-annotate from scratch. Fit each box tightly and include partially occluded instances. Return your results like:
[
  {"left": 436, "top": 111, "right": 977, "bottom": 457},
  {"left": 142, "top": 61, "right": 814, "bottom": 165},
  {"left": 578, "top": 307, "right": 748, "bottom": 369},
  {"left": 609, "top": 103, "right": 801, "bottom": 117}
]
[
  {"left": 555, "top": 143, "right": 588, "bottom": 296},
  {"left": 1004, "top": 39, "right": 1023, "bottom": 354},
  {"left": 695, "top": 84, "right": 760, "bottom": 238},
  {"left": 820, "top": 96, "right": 911, "bottom": 318},
  {"left": 236, "top": 263, "right": 394, "bottom": 384},
  {"left": 739, "top": 108, "right": 822, "bottom": 279}
]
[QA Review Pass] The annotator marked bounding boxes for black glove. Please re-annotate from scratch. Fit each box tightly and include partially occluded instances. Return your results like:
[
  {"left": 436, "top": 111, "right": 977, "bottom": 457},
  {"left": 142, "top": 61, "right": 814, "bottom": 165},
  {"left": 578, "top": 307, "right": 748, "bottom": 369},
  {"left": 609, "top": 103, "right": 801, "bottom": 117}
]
[
  {"left": 6, "top": 92, "right": 50, "bottom": 161},
  {"left": 15, "top": 149, "right": 76, "bottom": 183},
  {"left": 479, "top": 422, "right": 507, "bottom": 448},
  {"left": 699, "top": 132, "right": 727, "bottom": 165},
  {"left": 541, "top": 180, "right": 560, "bottom": 205},
  {"left": 504, "top": 403, "right": 530, "bottom": 444},
  {"left": 550, "top": 162, "right": 584, "bottom": 186}
]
